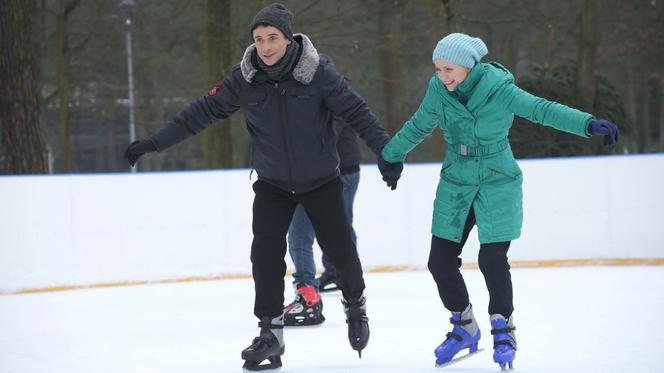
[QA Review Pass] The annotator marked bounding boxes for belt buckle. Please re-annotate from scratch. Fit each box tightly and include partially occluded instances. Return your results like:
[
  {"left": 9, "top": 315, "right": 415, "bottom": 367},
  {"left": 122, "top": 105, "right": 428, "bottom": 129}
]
[{"left": 460, "top": 144, "right": 468, "bottom": 156}]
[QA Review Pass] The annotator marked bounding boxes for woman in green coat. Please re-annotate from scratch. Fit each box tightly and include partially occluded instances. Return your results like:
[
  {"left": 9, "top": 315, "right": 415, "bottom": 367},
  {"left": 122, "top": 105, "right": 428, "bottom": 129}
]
[{"left": 379, "top": 33, "right": 618, "bottom": 369}]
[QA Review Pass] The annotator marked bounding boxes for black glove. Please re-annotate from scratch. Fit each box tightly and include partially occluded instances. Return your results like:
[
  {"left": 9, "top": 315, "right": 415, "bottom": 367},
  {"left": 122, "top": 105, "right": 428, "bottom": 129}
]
[
  {"left": 124, "top": 139, "right": 157, "bottom": 167},
  {"left": 377, "top": 154, "right": 403, "bottom": 190},
  {"left": 588, "top": 119, "right": 619, "bottom": 147}
]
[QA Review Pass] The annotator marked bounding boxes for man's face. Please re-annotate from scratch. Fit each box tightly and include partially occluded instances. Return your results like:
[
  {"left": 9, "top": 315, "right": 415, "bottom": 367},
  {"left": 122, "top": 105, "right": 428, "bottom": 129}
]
[{"left": 252, "top": 25, "right": 292, "bottom": 66}]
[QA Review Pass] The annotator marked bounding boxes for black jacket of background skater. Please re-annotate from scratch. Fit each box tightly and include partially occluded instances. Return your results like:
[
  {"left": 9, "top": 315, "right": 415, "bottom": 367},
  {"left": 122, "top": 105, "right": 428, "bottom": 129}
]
[{"left": 149, "top": 33, "right": 389, "bottom": 193}]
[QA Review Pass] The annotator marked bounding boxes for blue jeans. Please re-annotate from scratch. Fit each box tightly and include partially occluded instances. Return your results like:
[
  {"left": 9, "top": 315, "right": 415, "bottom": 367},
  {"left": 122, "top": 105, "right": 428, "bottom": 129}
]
[{"left": 287, "top": 171, "right": 360, "bottom": 287}]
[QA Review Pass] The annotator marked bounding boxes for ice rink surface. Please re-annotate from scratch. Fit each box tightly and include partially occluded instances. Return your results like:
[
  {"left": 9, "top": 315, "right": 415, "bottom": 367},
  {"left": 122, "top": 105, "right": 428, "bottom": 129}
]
[{"left": 2, "top": 266, "right": 663, "bottom": 373}]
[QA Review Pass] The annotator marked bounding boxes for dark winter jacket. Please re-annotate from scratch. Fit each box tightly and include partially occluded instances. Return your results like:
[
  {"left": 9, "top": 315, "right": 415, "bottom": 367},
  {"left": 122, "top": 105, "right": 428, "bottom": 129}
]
[
  {"left": 150, "top": 33, "right": 388, "bottom": 193},
  {"left": 335, "top": 122, "right": 361, "bottom": 175}
]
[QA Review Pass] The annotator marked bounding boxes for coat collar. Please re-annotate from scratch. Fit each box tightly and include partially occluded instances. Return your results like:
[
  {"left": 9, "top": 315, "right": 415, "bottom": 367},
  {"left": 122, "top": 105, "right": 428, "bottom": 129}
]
[
  {"left": 240, "top": 33, "right": 320, "bottom": 85},
  {"left": 456, "top": 64, "right": 484, "bottom": 97},
  {"left": 436, "top": 63, "right": 512, "bottom": 116},
  {"left": 465, "top": 62, "right": 513, "bottom": 112}
]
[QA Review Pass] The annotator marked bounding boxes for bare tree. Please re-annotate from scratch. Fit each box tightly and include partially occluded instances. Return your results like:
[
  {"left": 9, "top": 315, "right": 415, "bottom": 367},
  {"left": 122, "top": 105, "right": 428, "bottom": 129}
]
[
  {"left": 660, "top": 75, "right": 664, "bottom": 152},
  {"left": 56, "top": 0, "right": 82, "bottom": 172},
  {"left": 577, "top": 0, "right": 599, "bottom": 112},
  {"left": 0, "top": 0, "right": 49, "bottom": 174},
  {"left": 425, "top": 0, "right": 452, "bottom": 160},
  {"left": 378, "top": 0, "right": 404, "bottom": 136},
  {"left": 202, "top": 0, "right": 233, "bottom": 168}
]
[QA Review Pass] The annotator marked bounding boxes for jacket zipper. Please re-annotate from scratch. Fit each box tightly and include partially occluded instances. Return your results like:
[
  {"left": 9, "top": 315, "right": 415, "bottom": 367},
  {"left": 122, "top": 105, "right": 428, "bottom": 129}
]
[{"left": 275, "top": 82, "right": 297, "bottom": 194}]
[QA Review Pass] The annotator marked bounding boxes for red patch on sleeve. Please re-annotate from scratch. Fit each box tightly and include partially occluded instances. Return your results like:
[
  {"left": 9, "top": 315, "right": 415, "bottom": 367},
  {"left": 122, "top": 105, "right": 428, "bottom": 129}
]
[{"left": 207, "top": 82, "right": 224, "bottom": 96}]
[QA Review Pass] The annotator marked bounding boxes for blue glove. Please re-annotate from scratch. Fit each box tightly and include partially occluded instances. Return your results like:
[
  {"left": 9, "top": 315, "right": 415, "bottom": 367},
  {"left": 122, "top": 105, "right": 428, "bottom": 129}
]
[
  {"left": 377, "top": 154, "right": 403, "bottom": 190},
  {"left": 588, "top": 119, "right": 619, "bottom": 147}
]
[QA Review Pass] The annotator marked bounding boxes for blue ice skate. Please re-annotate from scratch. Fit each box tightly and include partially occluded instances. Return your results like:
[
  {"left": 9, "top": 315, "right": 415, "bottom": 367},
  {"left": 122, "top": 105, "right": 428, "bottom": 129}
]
[
  {"left": 434, "top": 304, "right": 481, "bottom": 367},
  {"left": 490, "top": 314, "right": 516, "bottom": 370}
]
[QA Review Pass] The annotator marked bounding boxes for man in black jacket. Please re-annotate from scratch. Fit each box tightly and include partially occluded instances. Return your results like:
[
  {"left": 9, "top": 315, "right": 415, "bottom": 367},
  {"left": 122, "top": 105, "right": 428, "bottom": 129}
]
[{"left": 124, "top": 3, "right": 403, "bottom": 371}]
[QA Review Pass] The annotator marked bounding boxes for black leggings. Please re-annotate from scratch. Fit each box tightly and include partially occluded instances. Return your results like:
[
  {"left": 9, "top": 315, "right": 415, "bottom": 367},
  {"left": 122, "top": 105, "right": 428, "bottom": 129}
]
[{"left": 427, "top": 208, "right": 514, "bottom": 318}]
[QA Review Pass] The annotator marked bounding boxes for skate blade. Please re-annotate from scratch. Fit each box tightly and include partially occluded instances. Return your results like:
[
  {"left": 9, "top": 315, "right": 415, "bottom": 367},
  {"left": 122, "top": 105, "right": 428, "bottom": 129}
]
[
  {"left": 242, "top": 367, "right": 280, "bottom": 373},
  {"left": 435, "top": 348, "right": 485, "bottom": 368},
  {"left": 499, "top": 361, "right": 514, "bottom": 371},
  {"left": 242, "top": 356, "right": 282, "bottom": 372}
]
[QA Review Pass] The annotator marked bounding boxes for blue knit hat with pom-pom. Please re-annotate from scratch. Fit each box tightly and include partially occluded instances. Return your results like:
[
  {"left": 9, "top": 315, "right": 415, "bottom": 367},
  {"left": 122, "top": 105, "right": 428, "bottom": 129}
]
[{"left": 432, "top": 33, "right": 488, "bottom": 68}]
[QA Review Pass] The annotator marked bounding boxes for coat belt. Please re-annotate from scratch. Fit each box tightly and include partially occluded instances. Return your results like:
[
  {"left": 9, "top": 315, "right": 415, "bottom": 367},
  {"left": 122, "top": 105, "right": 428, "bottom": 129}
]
[{"left": 448, "top": 138, "right": 509, "bottom": 156}]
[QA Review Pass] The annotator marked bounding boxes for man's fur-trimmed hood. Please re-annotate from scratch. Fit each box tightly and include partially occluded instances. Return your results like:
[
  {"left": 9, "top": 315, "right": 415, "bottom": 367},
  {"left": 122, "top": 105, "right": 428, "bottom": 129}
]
[{"left": 240, "top": 33, "right": 320, "bottom": 85}]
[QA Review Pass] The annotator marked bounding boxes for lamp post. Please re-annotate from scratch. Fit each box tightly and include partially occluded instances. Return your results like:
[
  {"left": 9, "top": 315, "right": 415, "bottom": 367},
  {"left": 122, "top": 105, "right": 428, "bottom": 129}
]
[{"left": 120, "top": 0, "right": 137, "bottom": 172}]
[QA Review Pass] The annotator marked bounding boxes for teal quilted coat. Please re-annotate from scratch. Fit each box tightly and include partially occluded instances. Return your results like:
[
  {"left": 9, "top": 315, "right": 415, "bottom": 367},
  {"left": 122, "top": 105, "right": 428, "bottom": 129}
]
[{"left": 381, "top": 62, "right": 593, "bottom": 243}]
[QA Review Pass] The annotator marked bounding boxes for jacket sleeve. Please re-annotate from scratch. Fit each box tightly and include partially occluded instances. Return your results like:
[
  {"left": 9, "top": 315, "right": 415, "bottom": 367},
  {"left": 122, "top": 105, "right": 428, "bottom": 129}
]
[
  {"left": 150, "top": 73, "right": 242, "bottom": 151},
  {"left": 501, "top": 82, "right": 593, "bottom": 138},
  {"left": 320, "top": 64, "right": 390, "bottom": 156},
  {"left": 381, "top": 77, "right": 441, "bottom": 163}
]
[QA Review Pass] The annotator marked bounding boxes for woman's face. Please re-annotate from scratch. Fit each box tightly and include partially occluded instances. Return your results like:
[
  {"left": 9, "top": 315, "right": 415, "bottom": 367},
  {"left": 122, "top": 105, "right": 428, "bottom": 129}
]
[
  {"left": 252, "top": 25, "right": 292, "bottom": 66},
  {"left": 434, "top": 60, "right": 470, "bottom": 92}
]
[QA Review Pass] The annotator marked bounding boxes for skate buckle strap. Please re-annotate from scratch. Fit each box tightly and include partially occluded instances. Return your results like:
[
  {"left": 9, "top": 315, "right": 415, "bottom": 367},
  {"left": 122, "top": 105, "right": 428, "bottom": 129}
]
[
  {"left": 445, "top": 331, "right": 463, "bottom": 342},
  {"left": 490, "top": 326, "right": 515, "bottom": 335},
  {"left": 493, "top": 338, "right": 517, "bottom": 351},
  {"left": 345, "top": 315, "right": 369, "bottom": 324},
  {"left": 257, "top": 321, "right": 284, "bottom": 329},
  {"left": 449, "top": 317, "right": 472, "bottom": 326},
  {"left": 494, "top": 340, "right": 516, "bottom": 348},
  {"left": 343, "top": 297, "right": 368, "bottom": 325},
  {"left": 492, "top": 325, "right": 517, "bottom": 350}
]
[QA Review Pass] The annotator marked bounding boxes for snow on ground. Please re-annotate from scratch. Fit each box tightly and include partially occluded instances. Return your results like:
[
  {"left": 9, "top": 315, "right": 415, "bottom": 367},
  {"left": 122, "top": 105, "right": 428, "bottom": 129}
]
[{"left": 2, "top": 266, "right": 663, "bottom": 373}]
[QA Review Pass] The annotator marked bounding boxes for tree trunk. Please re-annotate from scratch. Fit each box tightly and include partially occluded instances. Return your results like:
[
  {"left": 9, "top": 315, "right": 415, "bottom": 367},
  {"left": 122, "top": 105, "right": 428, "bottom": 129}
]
[
  {"left": 0, "top": 0, "right": 48, "bottom": 174},
  {"left": 202, "top": 0, "right": 233, "bottom": 169},
  {"left": 378, "top": 0, "right": 404, "bottom": 136},
  {"left": 643, "top": 76, "right": 653, "bottom": 151},
  {"left": 625, "top": 70, "right": 638, "bottom": 151},
  {"left": 425, "top": 0, "right": 451, "bottom": 161},
  {"left": 426, "top": 0, "right": 452, "bottom": 46},
  {"left": 577, "top": 0, "right": 599, "bottom": 113},
  {"left": 634, "top": 74, "right": 646, "bottom": 152},
  {"left": 51, "top": 0, "right": 81, "bottom": 172},
  {"left": 660, "top": 75, "right": 664, "bottom": 152},
  {"left": 56, "top": 0, "right": 72, "bottom": 172}
]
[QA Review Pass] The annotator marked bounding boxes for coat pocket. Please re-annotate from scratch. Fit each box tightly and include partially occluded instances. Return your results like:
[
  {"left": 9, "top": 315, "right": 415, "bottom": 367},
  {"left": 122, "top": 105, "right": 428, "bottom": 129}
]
[
  {"left": 243, "top": 92, "right": 267, "bottom": 107},
  {"left": 440, "top": 157, "right": 465, "bottom": 186},
  {"left": 484, "top": 160, "right": 522, "bottom": 184},
  {"left": 290, "top": 87, "right": 317, "bottom": 100}
]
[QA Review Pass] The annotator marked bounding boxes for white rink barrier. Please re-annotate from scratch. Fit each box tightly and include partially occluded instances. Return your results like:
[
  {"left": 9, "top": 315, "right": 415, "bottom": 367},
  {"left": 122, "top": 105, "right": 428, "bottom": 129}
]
[{"left": 1, "top": 154, "right": 663, "bottom": 294}]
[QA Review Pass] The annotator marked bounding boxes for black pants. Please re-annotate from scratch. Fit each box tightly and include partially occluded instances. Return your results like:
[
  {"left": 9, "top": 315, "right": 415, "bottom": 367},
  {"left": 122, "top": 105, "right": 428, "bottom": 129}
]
[
  {"left": 251, "top": 178, "right": 365, "bottom": 318},
  {"left": 427, "top": 208, "right": 514, "bottom": 318}
]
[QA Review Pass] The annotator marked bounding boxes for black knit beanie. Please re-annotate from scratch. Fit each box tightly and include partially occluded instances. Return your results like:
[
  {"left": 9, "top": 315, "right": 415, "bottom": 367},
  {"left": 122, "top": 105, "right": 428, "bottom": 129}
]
[{"left": 249, "top": 3, "right": 294, "bottom": 40}]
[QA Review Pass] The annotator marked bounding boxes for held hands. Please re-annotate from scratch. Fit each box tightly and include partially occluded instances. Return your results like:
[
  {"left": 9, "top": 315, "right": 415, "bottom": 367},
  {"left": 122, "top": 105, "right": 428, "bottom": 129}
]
[
  {"left": 377, "top": 154, "right": 404, "bottom": 190},
  {"left": 589, "top": 119, "right": 619, "bottom": 147},
  {"left": 124, "top": 139, "right": 157, "bottom": 167}
]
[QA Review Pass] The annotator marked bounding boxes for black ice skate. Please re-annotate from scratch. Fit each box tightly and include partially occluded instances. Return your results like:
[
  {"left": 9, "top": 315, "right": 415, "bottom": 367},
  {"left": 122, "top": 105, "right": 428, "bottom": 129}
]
[
  {"left": 284, "top": 283, "right": 325, "bottom": 326},
  {"left": 342, "top": 294, "right": 369, "bottom": 358},
  {"left": 241, "top": 315, "right": 285, "bottom": 372},
  {"left": 317, "top": 272, "right": 339, "bottom": 292}
]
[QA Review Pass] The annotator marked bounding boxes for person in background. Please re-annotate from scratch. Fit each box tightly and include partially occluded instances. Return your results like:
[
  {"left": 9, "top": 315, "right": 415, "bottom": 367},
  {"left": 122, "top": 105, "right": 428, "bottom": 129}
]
[
  {"left": 380, "top": 32, "right": 618, "bottom": 370},
  {"left": 124, "top": 3, "right": 403, "bottom": 371},
  {"left": 283, "top": 122, "right": 361, "bottom": 327}
]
